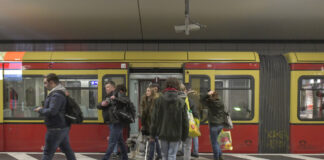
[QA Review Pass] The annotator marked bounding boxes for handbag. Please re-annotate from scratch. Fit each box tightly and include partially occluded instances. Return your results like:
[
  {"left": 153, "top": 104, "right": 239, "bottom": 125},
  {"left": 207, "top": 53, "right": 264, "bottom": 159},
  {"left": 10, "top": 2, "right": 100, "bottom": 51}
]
[
  {"left": 185, "top": 97, "right": 201, "bottom": 137},
  {"left": 223, "top": 112, "right": 233, "bottom": 129},
  {"left": 217, "top": 130, "right": 233, "bottom": 150}
]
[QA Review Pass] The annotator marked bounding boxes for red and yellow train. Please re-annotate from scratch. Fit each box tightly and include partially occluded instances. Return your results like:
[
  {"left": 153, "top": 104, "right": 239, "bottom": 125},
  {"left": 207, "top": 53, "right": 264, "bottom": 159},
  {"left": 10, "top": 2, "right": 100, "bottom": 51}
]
[{"left": 0, "top": 51, "right": 323, "bottom": 153}]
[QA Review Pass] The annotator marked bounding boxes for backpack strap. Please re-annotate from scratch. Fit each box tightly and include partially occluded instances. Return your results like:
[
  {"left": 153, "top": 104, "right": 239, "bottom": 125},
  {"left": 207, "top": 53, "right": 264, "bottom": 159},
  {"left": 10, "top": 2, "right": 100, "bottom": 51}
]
[{"left": 185, "top": 97, "right": 190, "bottom": 111}]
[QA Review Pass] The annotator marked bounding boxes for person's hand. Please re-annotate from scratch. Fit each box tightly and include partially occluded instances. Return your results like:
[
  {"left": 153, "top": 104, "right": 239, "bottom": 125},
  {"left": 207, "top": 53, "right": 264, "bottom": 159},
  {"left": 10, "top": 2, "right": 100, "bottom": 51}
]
[
  {"left": 101, "top": 101, "right": 109, "bottom": 107},
  {"left": 34, "top": 107, "right": 42, "bottom": 112},
  {"left": 208, "top": 90, "right": 214, "bottom": 95},
  {"left": 110, "top": 95, "right": 116, "bottom": 100}
]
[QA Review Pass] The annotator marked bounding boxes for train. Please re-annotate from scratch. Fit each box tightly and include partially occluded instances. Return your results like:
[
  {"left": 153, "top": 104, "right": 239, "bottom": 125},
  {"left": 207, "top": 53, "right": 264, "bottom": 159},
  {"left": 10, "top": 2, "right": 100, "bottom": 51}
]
[{"left": 0, "top": 51, "right": 323, "bottom": 153}]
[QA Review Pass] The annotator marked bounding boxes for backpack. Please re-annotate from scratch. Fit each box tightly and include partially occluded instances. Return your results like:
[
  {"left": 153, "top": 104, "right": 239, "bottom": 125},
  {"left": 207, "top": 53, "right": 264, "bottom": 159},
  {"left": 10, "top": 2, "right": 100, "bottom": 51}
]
[
  {"left": 56, "top": 91, "right": 84, "bottom": 124},
  {"left": 114, "top": 100, "right": 136, "bottom": 124}
]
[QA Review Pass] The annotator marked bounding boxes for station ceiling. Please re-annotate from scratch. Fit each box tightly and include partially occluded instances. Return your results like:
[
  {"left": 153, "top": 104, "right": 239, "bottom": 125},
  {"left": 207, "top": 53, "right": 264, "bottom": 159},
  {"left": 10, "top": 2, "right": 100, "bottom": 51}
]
[{"left": 0, "top": 0, "right": 324, "bottom": 41}]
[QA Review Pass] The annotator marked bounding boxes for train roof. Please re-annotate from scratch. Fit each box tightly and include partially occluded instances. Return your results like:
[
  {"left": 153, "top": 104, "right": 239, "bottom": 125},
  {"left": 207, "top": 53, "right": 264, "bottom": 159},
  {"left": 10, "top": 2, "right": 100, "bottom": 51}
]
[
  {"left": 285, "top": 52, "right": 324, "bottom": 63},
  {"left": 0, "top": 51, "right": 260, "bottom": 62}
]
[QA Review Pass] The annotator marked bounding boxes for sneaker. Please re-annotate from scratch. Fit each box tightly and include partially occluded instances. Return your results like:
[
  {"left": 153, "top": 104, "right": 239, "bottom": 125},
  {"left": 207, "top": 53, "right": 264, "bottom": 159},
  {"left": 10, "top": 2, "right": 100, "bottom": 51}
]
[
  {"left": 111, "top": 153, "right": 118, "bottom": 160},
  {"left": 176, "top": 151, "right": 184, "bottom": 156},
  {"left": 191, "top": 153, "right": 199, "bottom": 158}
]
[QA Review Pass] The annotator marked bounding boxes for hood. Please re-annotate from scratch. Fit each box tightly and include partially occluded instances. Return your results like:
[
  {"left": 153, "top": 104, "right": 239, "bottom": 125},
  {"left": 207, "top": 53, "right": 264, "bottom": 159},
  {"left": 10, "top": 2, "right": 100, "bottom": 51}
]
[
  {"left": 49, "top": 84, "right": 66, "bottom": 95},
  {"left": 162, "top": 90, "right": 179, "bottom": 103}
]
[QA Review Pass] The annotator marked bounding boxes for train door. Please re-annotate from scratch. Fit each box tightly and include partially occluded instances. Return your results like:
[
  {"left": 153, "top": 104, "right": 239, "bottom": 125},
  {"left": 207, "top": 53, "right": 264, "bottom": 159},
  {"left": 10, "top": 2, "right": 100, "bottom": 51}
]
[
  {"left": 184, "top": 60, "right": 260, "bottom": 153},
  {"left": 129, "top": 73, "right": 183, "bottom": 135}
]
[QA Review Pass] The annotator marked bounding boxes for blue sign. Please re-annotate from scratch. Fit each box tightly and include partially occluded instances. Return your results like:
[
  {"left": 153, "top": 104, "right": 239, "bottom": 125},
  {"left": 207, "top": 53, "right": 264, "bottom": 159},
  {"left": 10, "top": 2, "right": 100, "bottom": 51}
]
[{"left": 90, "top": 81, "right": 98, "bottom": 86}]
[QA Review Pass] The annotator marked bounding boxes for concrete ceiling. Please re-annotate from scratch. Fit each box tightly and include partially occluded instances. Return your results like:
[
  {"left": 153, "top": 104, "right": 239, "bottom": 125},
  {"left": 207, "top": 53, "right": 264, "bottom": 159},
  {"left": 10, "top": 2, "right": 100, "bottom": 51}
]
[{"left": 0, "top": 0, "right": 324, "bottom": 40}]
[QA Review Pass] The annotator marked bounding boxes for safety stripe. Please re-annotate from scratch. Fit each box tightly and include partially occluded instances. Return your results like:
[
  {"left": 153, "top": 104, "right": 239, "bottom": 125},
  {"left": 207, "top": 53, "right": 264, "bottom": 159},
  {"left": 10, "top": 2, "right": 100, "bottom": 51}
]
[{"left": 290, "top": 63, "right": 324, "bottom": 70}]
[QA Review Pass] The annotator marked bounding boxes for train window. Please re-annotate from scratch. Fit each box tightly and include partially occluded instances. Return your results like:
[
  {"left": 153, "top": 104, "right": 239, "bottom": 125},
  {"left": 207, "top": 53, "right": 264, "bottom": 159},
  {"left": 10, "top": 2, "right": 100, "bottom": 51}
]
[
  {"left": 59, "top": 75, "right": 98, "bottom": 119},
  {"left": 189, "top": 75, "right": 210, "bottom": 124},
  {"left": 299, "top": 77, "right": 324, "bottom": 120},
  {"left": 102, "top": 75, "right": 126, "bottom": 99},
  {"left": 3, "top": 75, "right": 45, "bottom": 119},
  {"left": 215, "top": 76, "right": 254, "bottom": 120}
]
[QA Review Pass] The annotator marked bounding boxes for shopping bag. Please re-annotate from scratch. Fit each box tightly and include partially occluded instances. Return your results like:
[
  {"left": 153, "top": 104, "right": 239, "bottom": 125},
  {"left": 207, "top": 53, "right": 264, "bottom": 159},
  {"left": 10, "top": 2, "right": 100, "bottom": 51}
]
[
  {"left": 186, "top": 97, "right": 201, "bottom": 137},
  {"left": 217, "top": 130, "right": 233, "bottom": 150}
]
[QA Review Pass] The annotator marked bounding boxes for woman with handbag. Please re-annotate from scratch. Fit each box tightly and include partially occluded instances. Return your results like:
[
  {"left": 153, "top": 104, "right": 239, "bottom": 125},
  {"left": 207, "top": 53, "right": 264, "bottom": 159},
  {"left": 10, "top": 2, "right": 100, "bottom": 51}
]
[{"left": 200, "top": 90, "right": 226, "bottom": 160}]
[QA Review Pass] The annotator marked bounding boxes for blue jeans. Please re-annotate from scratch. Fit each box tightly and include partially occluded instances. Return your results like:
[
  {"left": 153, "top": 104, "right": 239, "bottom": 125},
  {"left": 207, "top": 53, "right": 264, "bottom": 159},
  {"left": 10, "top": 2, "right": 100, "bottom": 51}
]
[
  {"left": 148, "top": 137, "right": 162, "bottom": 160},
  {"left": 42, "top": 127, "right": 76, "bottom": 160},
  {"left": 209, "top": 125, "right": 223, "bottom": 160},
  {"left": 160, "top": 140, "right": 179, "bottom": 160},
  {"left": 102, "top": 123, "right": 128, "bottom": 160},
  {"left": 192, "top": 137, "right": 199, "bottom": 155}
]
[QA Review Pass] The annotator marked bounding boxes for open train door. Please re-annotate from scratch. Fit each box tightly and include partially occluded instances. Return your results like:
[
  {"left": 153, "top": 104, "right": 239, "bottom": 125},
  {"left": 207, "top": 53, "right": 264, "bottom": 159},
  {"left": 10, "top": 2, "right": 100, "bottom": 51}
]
[{"left": 184, "top": 52, "right": 260, "bottom": 153}]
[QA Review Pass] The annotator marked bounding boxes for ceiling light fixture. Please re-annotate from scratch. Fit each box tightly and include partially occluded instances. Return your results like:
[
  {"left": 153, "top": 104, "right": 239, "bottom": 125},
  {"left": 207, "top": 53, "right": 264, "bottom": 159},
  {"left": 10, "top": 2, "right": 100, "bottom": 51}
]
[{"left": 174, "top": 0, "right": 206, "bottom": 35}]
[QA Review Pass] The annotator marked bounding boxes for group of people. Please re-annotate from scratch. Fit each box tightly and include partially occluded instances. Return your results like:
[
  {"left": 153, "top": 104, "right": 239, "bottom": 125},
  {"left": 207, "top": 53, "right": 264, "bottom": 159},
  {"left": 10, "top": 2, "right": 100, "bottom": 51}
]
[{"left": 34, "top": 74, "right": 228, "bottom": 160}]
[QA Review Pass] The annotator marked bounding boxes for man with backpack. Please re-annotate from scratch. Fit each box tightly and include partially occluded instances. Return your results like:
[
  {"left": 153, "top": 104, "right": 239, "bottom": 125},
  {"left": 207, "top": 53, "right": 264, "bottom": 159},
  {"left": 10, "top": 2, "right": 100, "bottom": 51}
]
[
  {"left": 34, "top": 73, "right": 76, "bottom": 160},
  {"left": 97, "top": 81, "right": 130, "bottom": 160}
]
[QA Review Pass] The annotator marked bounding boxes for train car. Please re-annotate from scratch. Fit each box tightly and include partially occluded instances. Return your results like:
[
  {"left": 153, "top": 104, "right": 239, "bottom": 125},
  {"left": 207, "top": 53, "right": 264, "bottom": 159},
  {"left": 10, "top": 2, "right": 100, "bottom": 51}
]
[
  {"left": 285, "top": 52, "right": 324, "bottom": 153},
  {"left": 0, "top": 51, "right": 260, "bottom": 153}
]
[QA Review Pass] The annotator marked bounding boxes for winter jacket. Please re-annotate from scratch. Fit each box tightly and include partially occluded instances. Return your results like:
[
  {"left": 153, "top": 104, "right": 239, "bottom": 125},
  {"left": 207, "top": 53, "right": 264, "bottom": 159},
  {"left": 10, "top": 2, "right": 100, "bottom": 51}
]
[
  {"left": 150, "top": 89, "right": 189, "bottom": 142},
  {"left": 97, "top": 91, "right": 119, "bottom": 124},
  {"left": 140, "top": 95, "right": 156, "bottom": 134},
  {"left": 97, "top": 91, "right": 132, "bottom": 124},
  {"left": 200, "top": 94, "right": 226, "bottom": 125},
  {"left": 39, "top": 84, "right": 67, "bottom": 129}
]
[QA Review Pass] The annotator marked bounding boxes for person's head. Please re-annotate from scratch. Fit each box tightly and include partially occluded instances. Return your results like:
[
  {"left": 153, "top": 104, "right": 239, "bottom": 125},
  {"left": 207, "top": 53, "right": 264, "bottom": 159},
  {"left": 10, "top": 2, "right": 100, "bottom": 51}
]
[
  {"left": 165, "top": 77, "right": 180, "bottom": 90},
  {"left": 104, "top": 81, "right": 116, "bottom": 95},
  {"left": 150, "top": 83, "right": 159, "bottom": 93},
  {"left": 146, "top": 87, "right": 152, "bottom": 97},
  {"left": 44, "top": 73, "right": 59, "bottom": 90},
  {"left": 184, "top": 83, "right": 192, "bottom": 91},
  {"left": 209, "top": 90, "right": 220, "bottom": 101},
  {"left": 116, "top": 84, "right": 127, "bottom": 94},
  {"left": 180, "top": 83, "right": 187, "bottom": 93}
]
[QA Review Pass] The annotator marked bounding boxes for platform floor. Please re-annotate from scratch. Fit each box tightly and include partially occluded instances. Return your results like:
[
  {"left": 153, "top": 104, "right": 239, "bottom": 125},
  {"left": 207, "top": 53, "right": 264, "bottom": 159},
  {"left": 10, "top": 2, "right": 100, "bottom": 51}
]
[{"left": 1, "top": 153, "right": 324, "bottom": 160}]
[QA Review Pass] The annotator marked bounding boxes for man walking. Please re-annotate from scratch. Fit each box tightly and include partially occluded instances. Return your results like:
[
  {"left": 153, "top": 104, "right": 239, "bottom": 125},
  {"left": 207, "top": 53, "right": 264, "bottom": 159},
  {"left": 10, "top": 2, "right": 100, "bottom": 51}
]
[
  {"left": 34, "top": 73, "right": 76, "bottom": 160},
  {"left": 97, "top": 81, "right": 129, "bottom": 160}
]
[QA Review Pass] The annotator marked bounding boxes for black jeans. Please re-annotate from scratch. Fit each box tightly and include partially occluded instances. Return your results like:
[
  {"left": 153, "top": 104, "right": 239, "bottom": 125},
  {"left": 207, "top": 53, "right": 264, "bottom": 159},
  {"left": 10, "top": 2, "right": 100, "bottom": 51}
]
[{"left": 42, "top": 127, "right": 76, "bottom": 160}]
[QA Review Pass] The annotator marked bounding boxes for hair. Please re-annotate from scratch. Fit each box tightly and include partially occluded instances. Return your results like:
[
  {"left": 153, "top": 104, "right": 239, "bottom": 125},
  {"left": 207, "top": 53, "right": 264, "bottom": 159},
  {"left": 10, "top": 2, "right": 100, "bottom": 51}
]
[
  {"left": 116, "top": 84, "right": 127, "bottom": 93},
  {"left": 180, "top": 83, "right": 186, "bottom": 92},
  {"left": 150, "top": 83, "right": 159, "bottom": 90},
  {"left": 46, "top": 73, "right": 59, "bottom": 84},
  {"left": 209, "top": 90, "right": 220, "bottom": 101},
  {"left": 165, "top": 77, "right": 180, "bottom": 90},
  {"left": 104, "top": 80, "right": 116, "bottom": 88}
]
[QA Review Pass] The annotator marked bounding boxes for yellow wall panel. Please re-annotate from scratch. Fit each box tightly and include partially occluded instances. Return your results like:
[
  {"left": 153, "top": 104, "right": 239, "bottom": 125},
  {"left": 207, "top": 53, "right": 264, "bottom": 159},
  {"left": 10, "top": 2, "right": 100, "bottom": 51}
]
[
  {"left": 23, "top": 52, "right": 52, "bottom": 61},
  {"left": 126, "top": 51, "right": 187, "bottom": 61},
  {"left": 188, "top": 52, "right": 258, "bottom": 62},
  {"left": 51, "top": 51, "right": 125, "bottom": 61}
]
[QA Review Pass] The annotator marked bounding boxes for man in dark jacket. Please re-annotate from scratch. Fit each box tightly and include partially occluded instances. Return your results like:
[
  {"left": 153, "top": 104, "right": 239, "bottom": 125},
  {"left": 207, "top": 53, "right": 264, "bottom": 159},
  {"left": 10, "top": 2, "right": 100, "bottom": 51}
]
[
  {"left": 34, "top": 73, "right": 76, "bottom": 160},
  {"left": 97, "top": 81, "right": 128, "bottom": 160},
  {"left": 150, "top": 77, "right": 189, "bottom": 160}
]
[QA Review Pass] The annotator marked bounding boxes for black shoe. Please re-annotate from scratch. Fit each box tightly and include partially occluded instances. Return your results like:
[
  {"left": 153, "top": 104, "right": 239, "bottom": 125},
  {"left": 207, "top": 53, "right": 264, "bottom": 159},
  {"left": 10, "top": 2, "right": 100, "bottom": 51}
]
[
  {"left": 155, "top": 155, "right": 162, "bottom": 160},
  {"left": 176, "top": 151, "right": 184, "bottom": 156},
  {"left": 191, "top": 153, "right": 199, "bottom": 158}
]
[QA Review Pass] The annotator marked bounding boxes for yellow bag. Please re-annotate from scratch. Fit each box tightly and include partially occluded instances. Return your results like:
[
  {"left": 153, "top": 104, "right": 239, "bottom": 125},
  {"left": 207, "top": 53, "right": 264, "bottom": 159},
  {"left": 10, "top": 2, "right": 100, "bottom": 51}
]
[
  {"left": 185, "top": 97, "right": 201, "bottom": 137},
  {"left": 217, "top": 130, "right": 233, "bottom": 150}
]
